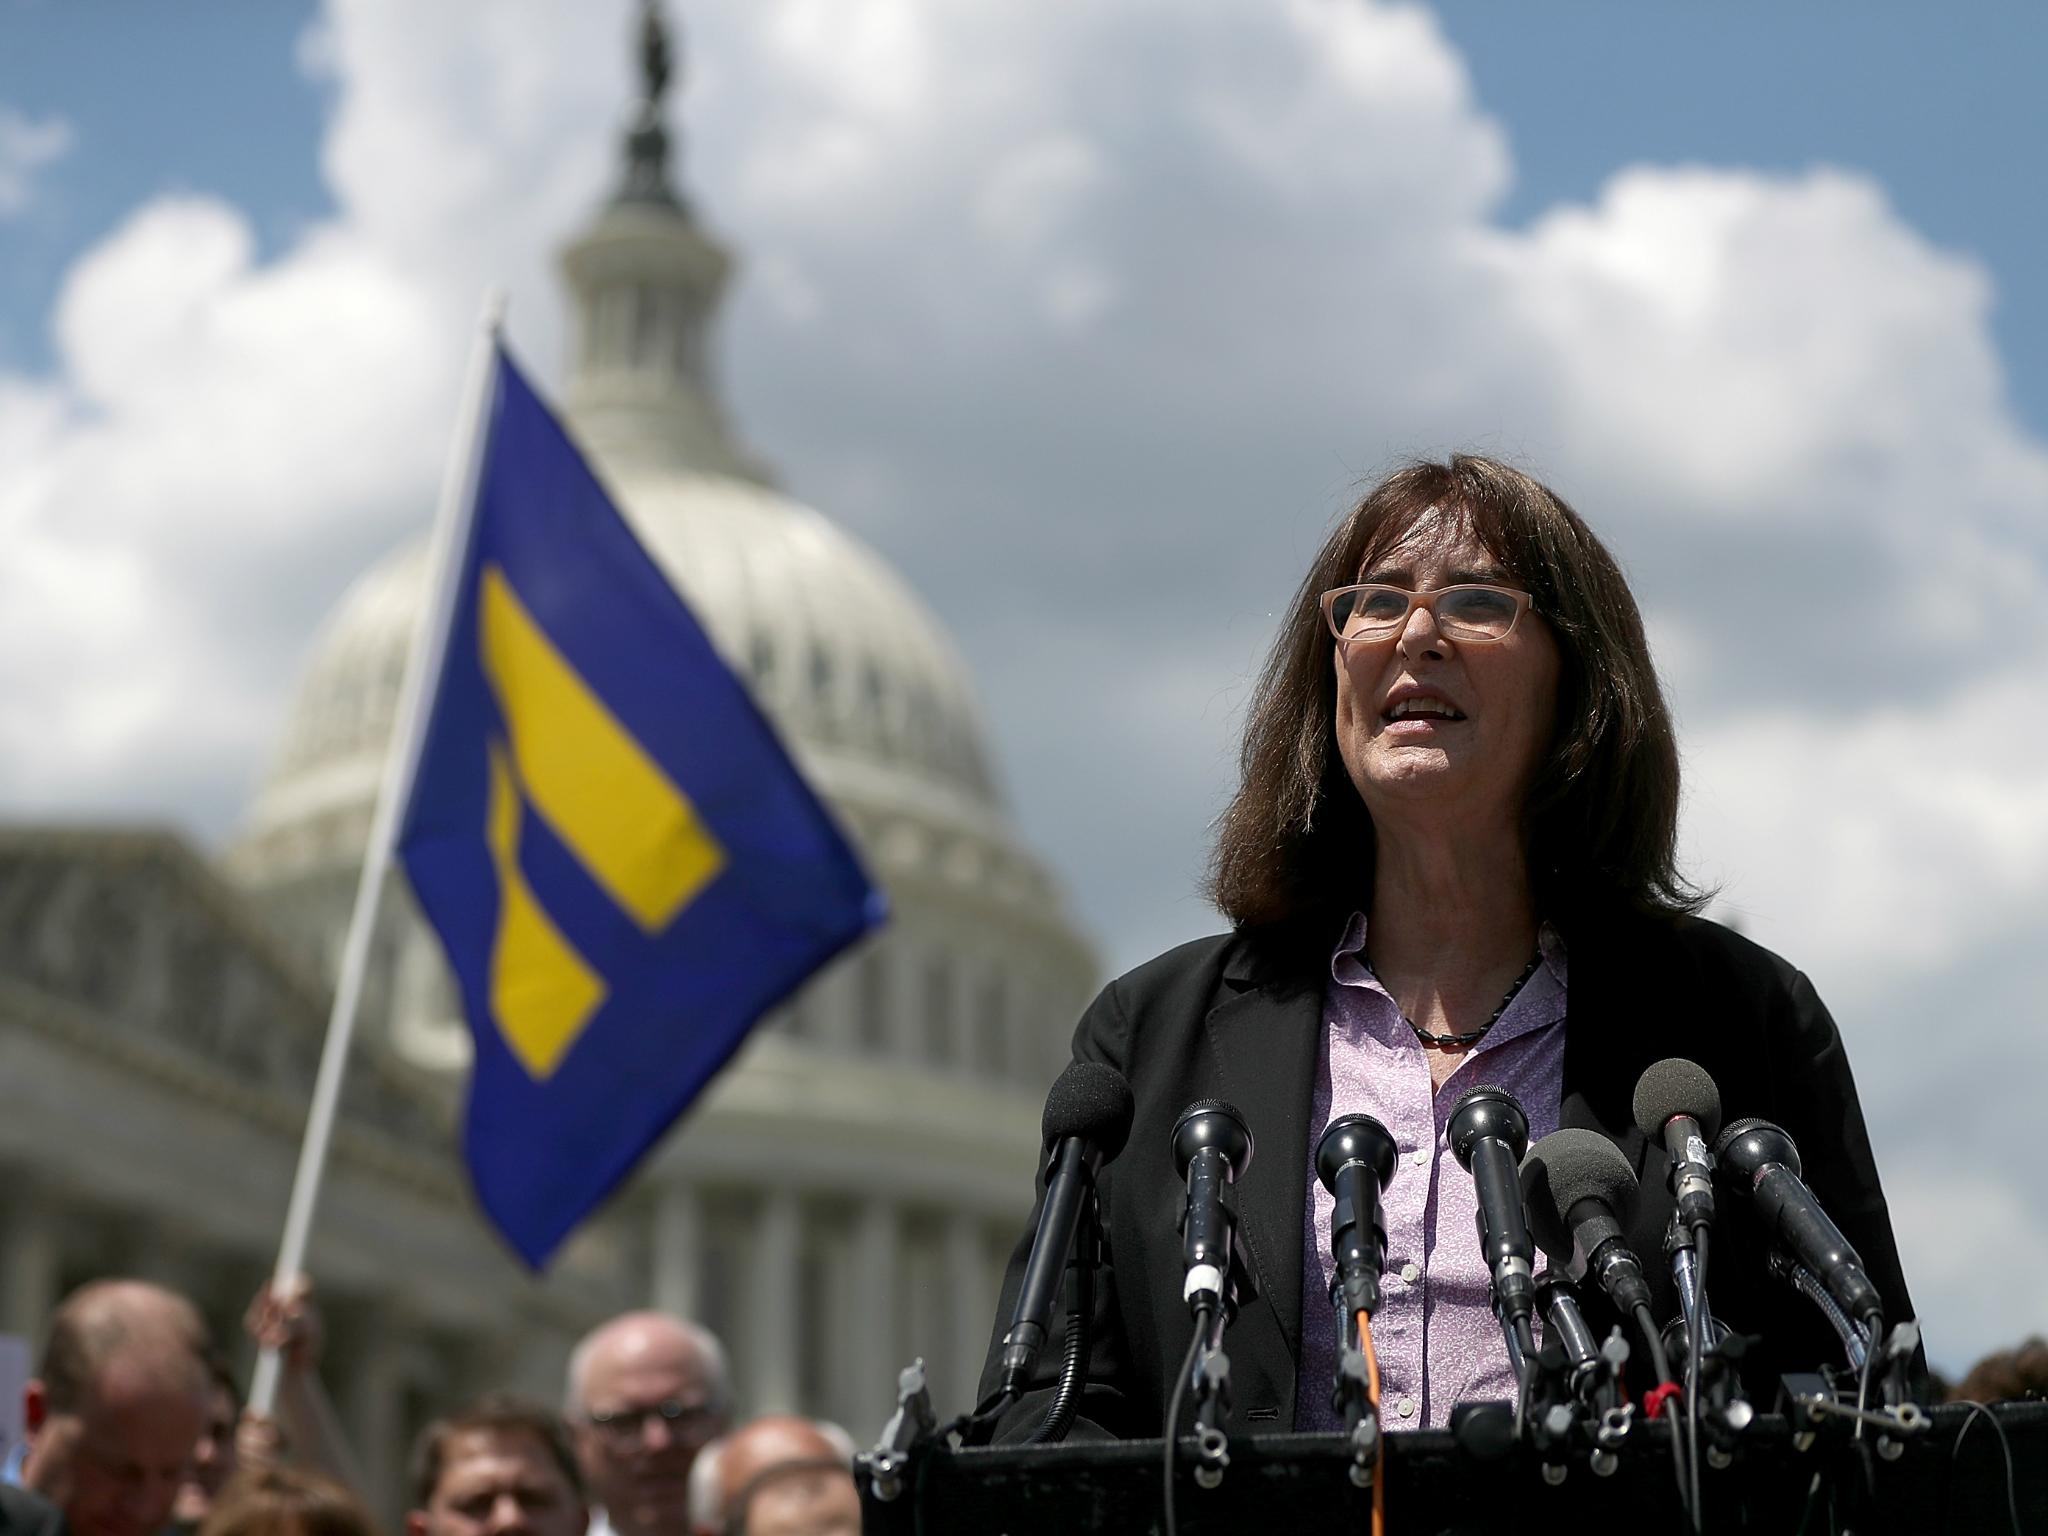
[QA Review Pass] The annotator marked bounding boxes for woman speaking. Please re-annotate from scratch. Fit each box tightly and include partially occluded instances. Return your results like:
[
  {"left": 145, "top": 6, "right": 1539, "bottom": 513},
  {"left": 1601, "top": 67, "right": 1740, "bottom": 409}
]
[{"left": 982, "top": 454, "right": 1915, "bottom": 1438}]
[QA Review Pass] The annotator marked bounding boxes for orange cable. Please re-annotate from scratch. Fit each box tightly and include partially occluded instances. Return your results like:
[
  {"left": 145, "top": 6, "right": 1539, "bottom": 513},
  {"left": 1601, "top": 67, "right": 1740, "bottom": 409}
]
[{"left": 1358, "top": 1308, "right": 1385, "bottom": 1536}]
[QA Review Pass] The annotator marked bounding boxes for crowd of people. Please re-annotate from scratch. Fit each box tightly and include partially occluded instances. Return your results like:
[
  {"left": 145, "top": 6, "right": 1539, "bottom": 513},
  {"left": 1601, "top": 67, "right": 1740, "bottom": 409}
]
[{"left": 0, "top": 1279, "right": 858, "bottom": 1536}]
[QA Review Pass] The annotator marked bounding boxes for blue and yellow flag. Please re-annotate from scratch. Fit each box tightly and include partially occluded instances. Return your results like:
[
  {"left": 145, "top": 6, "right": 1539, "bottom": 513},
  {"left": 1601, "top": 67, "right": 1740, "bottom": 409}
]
[{"left": 397, "top": 344, "right": 884, "bottom": 1266}]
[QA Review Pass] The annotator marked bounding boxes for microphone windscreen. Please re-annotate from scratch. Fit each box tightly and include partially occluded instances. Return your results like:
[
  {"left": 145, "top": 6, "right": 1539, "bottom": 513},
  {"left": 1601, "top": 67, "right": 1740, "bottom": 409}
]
[
  {"left": 1447, "top": 1082, "right": 1530, "bottom": 1165},
  {"left": 1170, "top": 1099, "right": 1253, "bottom": 1180},
  {"left": 1519, "top": 1129, "right": 1639, "bottom": 1264},
  {"left": 1631, "top": 1058, "right": 1723, "bottom": 1142},
  {"left": 1041, "top": 1060, "right": 1136, "bottom": 1158},
  {"left": 1712, "top": 1116, "right": 1801, "bottom": 1181}
]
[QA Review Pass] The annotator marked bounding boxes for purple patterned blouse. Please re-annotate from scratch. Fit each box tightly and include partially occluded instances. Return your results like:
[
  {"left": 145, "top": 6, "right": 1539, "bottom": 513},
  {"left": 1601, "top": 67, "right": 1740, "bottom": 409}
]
[{"left": 1294, "top": 913, "right": 1568, "bottom": 1431}]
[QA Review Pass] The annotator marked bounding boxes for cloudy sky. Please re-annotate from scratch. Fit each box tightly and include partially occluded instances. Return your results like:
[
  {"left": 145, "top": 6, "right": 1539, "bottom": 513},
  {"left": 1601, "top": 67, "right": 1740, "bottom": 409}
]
[{"left": 5, "top": 0, "right": 2045, "bottom": 1374}]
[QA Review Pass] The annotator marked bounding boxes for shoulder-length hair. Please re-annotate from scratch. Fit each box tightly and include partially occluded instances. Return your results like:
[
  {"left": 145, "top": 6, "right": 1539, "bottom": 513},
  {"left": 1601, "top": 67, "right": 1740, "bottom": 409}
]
[{"left": 1207, "top": 454, "right": 1702, "bottom": 930}]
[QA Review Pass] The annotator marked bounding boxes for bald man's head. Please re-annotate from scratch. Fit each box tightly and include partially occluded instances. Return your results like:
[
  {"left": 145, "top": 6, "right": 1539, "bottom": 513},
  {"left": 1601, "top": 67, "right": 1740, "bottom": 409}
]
[
  {"left": 564, "top": 1313, "right": 730, "bottom": 1536},
  {"left": 689, "top": 1418, "right": 856, "bottom": 1536},
  {"left": 24, "top": 1280, "right": 212, "bottom": 1536},
  {"left": 37, "top": 1280, "right": 208, "bottom": 1414}
]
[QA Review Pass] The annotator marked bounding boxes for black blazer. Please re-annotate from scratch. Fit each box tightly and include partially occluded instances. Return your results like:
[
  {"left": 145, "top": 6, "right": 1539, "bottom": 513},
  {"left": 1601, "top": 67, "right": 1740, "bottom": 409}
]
[
  {"left": 980, "top": 905, "right": 1918, "bottom": 1440},
  {"left": 0, "top": 1486, "right": 66, "bottom": 1536}
]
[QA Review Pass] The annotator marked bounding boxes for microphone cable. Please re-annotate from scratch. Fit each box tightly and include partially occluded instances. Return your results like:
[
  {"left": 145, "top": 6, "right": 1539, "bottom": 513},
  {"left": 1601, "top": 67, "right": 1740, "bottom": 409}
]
[
  {"left": 1161, "top": 1301, "right": 1214, "bottom": 1536},
  {"left": 939, "top": 1384, "right": 1016, "bottom": 1449},
  {"left": 1026, "top": 1262, "right": 1092, "bottom": 1443},
  {"left": 1631, "top": 1300, "right": 1694, "bottom": 1529},
  {"left": 1950, "top": 1401, "right": 2025, "bottom": 1536},
  {"left": 1355, "top": 1307, "right": 1385, "bottom": 1536},
  {"left": 1510, "top": 1311, "right": 1537, "bottom": 1442},
  {"left": 1684, "top": 1226, "right": 1707, "bottom": 1533},
  {"left": 1026, "top": 1195, "right": 1100, "bottom": 1444},
  {"left": 1854, "top": 1319, "right": 1878, "bottom": 1441}
]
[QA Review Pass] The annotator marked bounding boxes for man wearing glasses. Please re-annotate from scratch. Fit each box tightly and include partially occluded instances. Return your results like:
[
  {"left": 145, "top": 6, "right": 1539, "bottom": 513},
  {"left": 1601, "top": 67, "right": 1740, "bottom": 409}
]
[{"left": 565, "top": 1314, "right": 730, "bottom": 1536}]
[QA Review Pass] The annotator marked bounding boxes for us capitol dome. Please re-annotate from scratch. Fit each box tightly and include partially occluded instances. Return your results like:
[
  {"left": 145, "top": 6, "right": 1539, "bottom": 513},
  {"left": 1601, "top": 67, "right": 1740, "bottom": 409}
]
[{"left": 224, "top": 5, "right": 1097, "bottom": 1433}]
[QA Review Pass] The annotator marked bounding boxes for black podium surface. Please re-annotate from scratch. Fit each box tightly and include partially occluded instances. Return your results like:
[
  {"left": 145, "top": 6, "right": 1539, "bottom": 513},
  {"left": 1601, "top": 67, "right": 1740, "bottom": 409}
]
[{"left": 859, "top": 1401, "right": 2043, "bottom": 1534}]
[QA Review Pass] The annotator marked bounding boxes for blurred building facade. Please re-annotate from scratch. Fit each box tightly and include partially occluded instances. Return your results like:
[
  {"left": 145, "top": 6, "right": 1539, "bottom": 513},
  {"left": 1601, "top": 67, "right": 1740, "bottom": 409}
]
[{"left": 0, "top": 4, "right": 1095, "bottom": 1515}]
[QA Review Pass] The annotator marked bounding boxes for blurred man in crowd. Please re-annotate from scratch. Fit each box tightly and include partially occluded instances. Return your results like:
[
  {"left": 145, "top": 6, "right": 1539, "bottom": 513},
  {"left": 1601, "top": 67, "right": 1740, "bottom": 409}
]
[
  {"left": 168, "top": 1275, "right": 367, "bottom": 1534},
  {"left": 408, "top": 1397, "right": 587, "bottom": 1536},
  {"left": 564, "top": 1315, "right": 729, "bottom": 1536},
  {"left": 168, "top": 1352, "right": 241, "bottom": 1534},
  {"left": 19, "top": 1280, "right": 210, "bottom": 1536},
  {"left": 686, "top": 1417, "right": 856, "bottom": 1536}
]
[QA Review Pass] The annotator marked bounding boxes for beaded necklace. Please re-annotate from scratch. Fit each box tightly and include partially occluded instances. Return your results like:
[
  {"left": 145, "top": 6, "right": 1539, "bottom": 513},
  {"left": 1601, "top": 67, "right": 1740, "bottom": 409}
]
[{"left": 1366, "top": 949, "right": 1544, "bottom": 1050}]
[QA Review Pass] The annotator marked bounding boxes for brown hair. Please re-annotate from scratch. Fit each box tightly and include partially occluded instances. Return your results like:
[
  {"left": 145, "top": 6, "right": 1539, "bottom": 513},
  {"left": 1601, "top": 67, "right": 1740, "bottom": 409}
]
[
  {"left": 198, "top": 1469, "right": 376, "bottom": 1536},
  {"left": 409, "top": 1395, "right": 585, "bottom": 1511},
  {"left": 1208, "top": 454, "right": 1702, "bottom": 930},
  {"left": 1950, "top": 1336, "right": 2048, "bottom": 1404}
]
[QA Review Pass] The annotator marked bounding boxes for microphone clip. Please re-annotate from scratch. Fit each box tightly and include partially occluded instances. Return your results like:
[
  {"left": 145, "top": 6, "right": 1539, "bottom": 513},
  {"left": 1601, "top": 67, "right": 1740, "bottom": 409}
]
[{"left": 1176, "top": 1178, "right": 1258, "bottom": 1313}]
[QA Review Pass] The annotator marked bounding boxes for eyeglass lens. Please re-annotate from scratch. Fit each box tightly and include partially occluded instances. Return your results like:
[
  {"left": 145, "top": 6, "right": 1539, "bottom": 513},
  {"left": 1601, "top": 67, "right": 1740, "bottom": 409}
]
[
  {"left": 1330, "top": 585, "right": 1520, "bottom": 641},
  {"left": 593, "top": 1399, "right": 716, "bottom": 1440}
]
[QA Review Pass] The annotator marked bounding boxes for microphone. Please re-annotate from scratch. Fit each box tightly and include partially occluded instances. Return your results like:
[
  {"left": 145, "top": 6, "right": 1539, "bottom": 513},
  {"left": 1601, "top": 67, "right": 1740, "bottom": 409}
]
[
  {"left": 1632, "top": 1059, "right": 1722, "bottom": 1232},
  {"left": 1713, "top": 1118, "right": 1884, "bottom": 1331},
  {"left": 997, "top": 1061, "right": 1135, "bottom": 1395},
  {"left": 1171, "top": 1100, "right": 1253, "bottom": 1315},
  {"left": 1448, "top": 1085, "right": 1537, "bottom": 1337},
  {"left": 1518, "top": 1129, "right": 1654, "bottom": 1322},
  {"left": 1536, "top": 1274, "right": 1601, "bottom": 1401},
  {"left": 1315, "top": 1114, "right": 1397, "bottom": 1315}
]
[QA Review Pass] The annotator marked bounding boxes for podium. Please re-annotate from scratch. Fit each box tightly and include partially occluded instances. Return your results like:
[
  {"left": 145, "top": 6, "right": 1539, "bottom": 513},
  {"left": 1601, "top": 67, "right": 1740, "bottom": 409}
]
[{"left": 858, "top": 1400, "right": 2044, "bottom": 1534}]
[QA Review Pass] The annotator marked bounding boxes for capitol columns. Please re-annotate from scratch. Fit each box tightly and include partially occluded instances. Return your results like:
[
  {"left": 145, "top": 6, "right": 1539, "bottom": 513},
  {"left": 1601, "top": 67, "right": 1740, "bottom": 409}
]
[
  {"left": 338, "top": 1312, "right": 414, "bottom": 1518},
  {"left": 944, "top": 1214, "right": 990, "bottom": 1412},
  {"left": 845, "top": 1196, "right": 901, "bottom": 1423},
  {"left": 748, "top": 1186, "right": 803, "bottom": 1414},
  {"left": 819, "top": 952, "right": 860, "bottom": 1052},
  {"left": 0, "top": 1185, "right": 61, "bottom": 1340},
  {"left": 651, "top": 1180, "right": 702, "bottom": 1322}
]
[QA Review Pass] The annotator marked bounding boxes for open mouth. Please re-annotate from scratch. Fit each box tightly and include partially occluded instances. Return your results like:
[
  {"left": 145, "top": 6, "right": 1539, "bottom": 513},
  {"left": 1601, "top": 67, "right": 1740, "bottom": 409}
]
[{"left": 1382, "top": 698, "right": 1466, "bottom": 723}]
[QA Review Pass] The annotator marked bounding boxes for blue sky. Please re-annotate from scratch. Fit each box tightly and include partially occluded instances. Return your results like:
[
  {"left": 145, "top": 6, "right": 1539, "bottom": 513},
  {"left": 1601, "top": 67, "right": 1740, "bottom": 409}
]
[
  {"left": 4, "top": 1, "right": 2046, "bottom": 1376},
  {"left": 1435, "top": 1, "right": 2048, "bottom": 440},
  {"left": 0, "top": 3, "right": 325, "bottom": 363},
  {"left": 6, "top": 2, "right": 2045, "bottom": 438}
]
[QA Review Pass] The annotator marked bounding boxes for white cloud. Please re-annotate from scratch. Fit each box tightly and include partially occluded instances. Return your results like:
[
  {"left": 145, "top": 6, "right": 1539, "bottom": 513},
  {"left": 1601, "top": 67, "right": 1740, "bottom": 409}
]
[
  {"left": 1888, "top": 1169, "right": 2048, "bottom": 1374},
  {"left": 0, "top": 105, "right": 72, "bottom": 217},
  {"left": 1685, "top": 668, "right": 2048, "bottom": 985},
  {"left": 1482, "top": 164, "right": 2048, "bottom": 543}
]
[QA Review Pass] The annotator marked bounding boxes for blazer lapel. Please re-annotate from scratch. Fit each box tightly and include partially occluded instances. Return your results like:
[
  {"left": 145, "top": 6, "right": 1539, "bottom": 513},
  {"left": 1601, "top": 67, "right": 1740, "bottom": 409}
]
[
  {"left": 1201, "top": 949, "right": 1322, "bottom": 1366},
  {"left": 1559, "top": 905, "right": 1663, "bottom": 1176}
]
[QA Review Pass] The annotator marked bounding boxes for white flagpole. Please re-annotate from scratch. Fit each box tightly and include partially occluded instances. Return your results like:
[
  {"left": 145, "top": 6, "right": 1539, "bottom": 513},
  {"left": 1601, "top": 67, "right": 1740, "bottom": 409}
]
[{"left": 249, "top": 291, "right": 507, "bottom": 1415}]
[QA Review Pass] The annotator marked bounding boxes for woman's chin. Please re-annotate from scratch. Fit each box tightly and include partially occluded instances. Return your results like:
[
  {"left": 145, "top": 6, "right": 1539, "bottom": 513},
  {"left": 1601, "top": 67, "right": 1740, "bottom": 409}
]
[{"left": 1362, "top": 746, "right": 1458, "bottom": 793}]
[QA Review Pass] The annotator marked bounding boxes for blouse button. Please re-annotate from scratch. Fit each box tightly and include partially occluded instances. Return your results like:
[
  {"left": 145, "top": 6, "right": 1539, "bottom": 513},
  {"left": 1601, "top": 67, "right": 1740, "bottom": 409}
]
[
  {"left": 1400, "top": 1261, "right": 1421, "bottom": 1284},
  {"left": 1397, "top": 1396, "right": 1417, "bottom": 1419},
  {"left": 1409, "top": 1148, "right": 1429, "bottom": 1168}
]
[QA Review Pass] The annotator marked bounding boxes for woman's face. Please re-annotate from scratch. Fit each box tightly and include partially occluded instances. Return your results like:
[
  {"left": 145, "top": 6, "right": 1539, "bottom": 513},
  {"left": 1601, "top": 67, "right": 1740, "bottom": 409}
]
[{"left": 1332, "top": 512, "right": 1561, "bottom": 837}]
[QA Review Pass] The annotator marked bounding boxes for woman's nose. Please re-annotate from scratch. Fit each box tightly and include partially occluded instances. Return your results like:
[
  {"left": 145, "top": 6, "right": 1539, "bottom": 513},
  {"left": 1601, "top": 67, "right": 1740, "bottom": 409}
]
[{"left": 1395, "top": 598, "right": 1448, "bottom": 659}]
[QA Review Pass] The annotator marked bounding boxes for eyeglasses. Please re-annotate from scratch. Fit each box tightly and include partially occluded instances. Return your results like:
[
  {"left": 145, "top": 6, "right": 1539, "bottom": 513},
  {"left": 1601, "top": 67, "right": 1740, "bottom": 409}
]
[
  {"left": 584, "top": 1398, "right": 722, "bottom": 1446},
  {"left": 1320, "top": 583, "right": 1534, "bottom": 644}
]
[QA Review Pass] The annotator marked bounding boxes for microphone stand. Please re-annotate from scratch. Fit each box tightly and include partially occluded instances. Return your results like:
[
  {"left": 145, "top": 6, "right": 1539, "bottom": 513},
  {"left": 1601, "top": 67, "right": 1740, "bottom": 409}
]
[
  {"left": 1535, "top": 1275, "right": 1601, "bottom": 1408},
  {"left": 1495, "top": 1300, "right": 1539, "bottom": 1437},
  {"left": 1328, "top": 1284, "right": 1382, "bottom": 1491},
  {"left": 1189, "top": 1303, "right": 1233, "bottom": 1489},
  {"left": 1027, "top": 1188, "right": 1100, "bottom": 1443},
  {"left": 1767, "top": 1248, "right": 1870, "bottom": 1372},
  {"left": 858, "top": 1359, "right": 939, "bottom": 1505}
]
